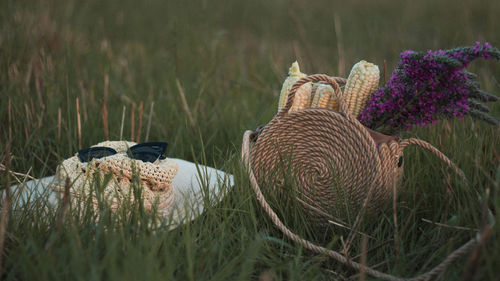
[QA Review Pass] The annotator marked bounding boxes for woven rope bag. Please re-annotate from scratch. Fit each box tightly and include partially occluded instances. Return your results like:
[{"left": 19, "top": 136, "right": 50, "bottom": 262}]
[
  {"left": 250, "top": 74, "right": 406, "bottom": 223},
  {"left": 242, "top": 74, "right": 491, "bottom": 281}
]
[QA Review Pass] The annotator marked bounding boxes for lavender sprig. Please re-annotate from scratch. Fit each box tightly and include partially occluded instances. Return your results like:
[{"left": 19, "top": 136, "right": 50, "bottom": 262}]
[{"left": 360, "top": 42, "right": 500, "bottom": 135}]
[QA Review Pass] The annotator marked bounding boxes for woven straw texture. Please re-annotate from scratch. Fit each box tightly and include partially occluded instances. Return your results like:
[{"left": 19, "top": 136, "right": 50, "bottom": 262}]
[
  {"left": 54, "top": 140, "right": 178, "bottom": 212},
  {"left": 251, "top": 74, "right": 403, "bottom": 224}
]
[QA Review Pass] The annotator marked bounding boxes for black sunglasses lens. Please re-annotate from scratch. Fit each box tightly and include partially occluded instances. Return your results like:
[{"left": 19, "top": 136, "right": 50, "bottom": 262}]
[
  {"left": 129, "top": 151, "right": 162, "bottom": 163},
  {"left": 130, "top": 142, "right": 167, "bottom": 155},
  {"left": 128, "top": 142, "right": 167, "bottom": 161},
  {"left": 78, "top": 147, "right": 117, "bottom": 162}
]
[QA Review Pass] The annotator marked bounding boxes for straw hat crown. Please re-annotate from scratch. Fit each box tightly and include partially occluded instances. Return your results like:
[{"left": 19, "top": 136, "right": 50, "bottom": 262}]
[{"left": 54, "top": 140, "right": 178, "bottom": 211}]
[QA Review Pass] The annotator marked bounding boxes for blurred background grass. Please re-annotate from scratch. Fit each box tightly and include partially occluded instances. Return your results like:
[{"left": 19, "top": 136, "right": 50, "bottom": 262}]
[{"left": 1, "top": 0, "right": 500, "bottom": 280}]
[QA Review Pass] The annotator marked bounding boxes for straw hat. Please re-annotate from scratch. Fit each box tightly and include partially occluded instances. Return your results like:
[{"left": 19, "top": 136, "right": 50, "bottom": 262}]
[
  {"left": 11, "top": 152, "right": 233, "bottom": 229},
  {"left": 54, "top": 140, "right": 178, "bottom": 213}
]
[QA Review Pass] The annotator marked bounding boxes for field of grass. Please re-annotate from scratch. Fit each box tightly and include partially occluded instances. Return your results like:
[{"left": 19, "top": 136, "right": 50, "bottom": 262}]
[{"left": 1, "top": 0, "right": 500, "bottom": 280}]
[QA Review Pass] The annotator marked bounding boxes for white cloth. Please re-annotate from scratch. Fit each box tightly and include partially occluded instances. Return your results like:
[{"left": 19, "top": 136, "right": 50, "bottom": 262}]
[{"left": 9, "top": 158, "right": 234, "bottom": 229}]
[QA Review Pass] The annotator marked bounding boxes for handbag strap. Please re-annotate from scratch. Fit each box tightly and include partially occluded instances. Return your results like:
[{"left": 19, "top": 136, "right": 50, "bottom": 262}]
[
  {"left": 242, "top": 130, "right": 490, "bottom": 281},
  {"left": 399, "top": 138, "right": 467, "bottom": 183}
]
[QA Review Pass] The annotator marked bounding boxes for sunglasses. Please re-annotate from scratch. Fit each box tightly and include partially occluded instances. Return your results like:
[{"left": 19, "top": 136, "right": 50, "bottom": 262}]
[{"left": 77, "top": 142, "right": 168, "bottom": 163}]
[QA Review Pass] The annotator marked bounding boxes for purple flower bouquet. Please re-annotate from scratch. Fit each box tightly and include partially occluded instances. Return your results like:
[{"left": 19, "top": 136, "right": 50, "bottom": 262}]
[{"left": 360, "top": 42, "right": 500, "bottom": 135}]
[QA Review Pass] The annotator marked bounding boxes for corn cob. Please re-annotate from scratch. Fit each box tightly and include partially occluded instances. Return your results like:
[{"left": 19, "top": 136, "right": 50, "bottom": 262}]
[
  {"left": 344, "top": 60, "right": 380, "bottom": 118},
  {"left": 310, "top": 84, "right": 322, "bottom": 107},
  {"left": 310, "top": 84, "right": 339, "bottom": 110},
  {"left": 327, "top": 93, "right": 339, "bottom": 111},
  {"left": 289, "top": 82, "right": 312, "bottom": 112},
  {"left": 317, "top": 86, "right": 332, "bottom": 108},
  {"left": 278, "top": 61, "right": 307, "bottom": 112}
]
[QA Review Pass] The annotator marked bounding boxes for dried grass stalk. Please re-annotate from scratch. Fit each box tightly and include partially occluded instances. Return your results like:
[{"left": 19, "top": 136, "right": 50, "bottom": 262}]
[
  {"left": 0, "top": 142, "right": 12, "bottom": 274},
  {"left": 101, "top": 100, "right": 109, "bottom": 140},
  {"left": 137, "top": 101, "right": 144, "bottom": 143},
  {"left": 130, "top": 103, "right": 135, "bottom": 141},
  {"left": 120, "top": 106, "right": 126, "bottom": 141},
  {"left": 145, "top": 102, "right": 154, "bottom": 142},
  {"left": 76, "top": 98, "right": 82, "bottom": 149},
  {"left": 57, "top": 107, "right": 61, "bottom": 140}
]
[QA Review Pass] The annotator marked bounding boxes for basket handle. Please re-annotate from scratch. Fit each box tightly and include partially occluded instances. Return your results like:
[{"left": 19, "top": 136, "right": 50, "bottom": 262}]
[{"left": 279, "top": 74, "right": 347, "bottom": 118}]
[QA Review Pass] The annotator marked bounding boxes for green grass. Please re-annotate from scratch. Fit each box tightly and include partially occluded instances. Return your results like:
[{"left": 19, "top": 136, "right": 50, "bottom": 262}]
[{"left": 1, "top": 0, "right": 500, "bottom": 279}]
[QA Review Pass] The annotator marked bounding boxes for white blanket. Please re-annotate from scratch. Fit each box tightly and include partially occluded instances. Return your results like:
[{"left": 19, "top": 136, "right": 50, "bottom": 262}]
[{"left": 9, "top": 158, "right": 234, "bottom": 229}]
